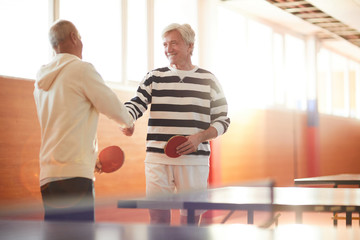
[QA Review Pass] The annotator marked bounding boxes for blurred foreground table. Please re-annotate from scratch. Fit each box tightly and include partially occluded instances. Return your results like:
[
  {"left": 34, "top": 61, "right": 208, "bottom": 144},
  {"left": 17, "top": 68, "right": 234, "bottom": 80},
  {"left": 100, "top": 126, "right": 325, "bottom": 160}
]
[{"left": 0, "top": 220, "right": 359, "bottom": 240}]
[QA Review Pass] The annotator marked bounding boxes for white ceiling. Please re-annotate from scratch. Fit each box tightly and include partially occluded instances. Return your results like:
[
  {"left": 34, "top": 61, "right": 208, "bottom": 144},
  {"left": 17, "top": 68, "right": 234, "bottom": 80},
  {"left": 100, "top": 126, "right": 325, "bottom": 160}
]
[
  {"left": 307, "top": 0, "right": 360, "bottom": 31},
  {"left": 223, "top": 0, "right": 360, "bottom": 61}
]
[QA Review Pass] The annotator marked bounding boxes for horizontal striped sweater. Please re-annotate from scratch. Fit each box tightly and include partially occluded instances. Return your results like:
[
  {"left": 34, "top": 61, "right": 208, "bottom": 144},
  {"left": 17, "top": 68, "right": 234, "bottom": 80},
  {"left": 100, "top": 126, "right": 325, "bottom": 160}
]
[{"left": 125, "top": 66, "right": 230, "bottom": 165}]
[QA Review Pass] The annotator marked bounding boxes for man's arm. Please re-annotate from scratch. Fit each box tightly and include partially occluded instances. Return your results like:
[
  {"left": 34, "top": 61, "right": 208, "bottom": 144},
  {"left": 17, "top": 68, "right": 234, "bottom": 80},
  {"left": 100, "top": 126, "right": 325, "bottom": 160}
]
[
  {"left": 120, "top": 74, "right": 153, "bottom": 136},
  {"left": 82, "top": 63, "right": 134, "bottom": 128},
  {"left": 177, "top": 73, "right": 230, "bottom": 156}
]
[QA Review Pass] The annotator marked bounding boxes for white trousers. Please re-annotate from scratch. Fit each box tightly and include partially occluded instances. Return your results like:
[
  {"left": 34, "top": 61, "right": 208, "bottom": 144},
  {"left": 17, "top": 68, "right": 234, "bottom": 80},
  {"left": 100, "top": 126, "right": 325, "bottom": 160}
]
[{"left": 145, "top": 163, "right": 209, "bottom": 216}]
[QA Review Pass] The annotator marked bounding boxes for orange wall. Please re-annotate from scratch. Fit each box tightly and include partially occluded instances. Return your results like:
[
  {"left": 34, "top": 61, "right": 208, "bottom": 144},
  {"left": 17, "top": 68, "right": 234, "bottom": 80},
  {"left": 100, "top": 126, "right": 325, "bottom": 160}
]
[
  {"left": 1, "top": 76, "right": 360, "bottom": 211},
  {"left": 220, "top": 109, "right": 302, "bottom": 186},
  {"left": 318, "top": 115, "right": 360, "bottom": 175},
  {"left": 0, "top": 76, "right": 148, "bottom": 209},
  {"left": 0, "top": 77, "right": 42, "bottom": 207},
  {"left": 220, "top": 108, "right": 360, "bottom": 186}
]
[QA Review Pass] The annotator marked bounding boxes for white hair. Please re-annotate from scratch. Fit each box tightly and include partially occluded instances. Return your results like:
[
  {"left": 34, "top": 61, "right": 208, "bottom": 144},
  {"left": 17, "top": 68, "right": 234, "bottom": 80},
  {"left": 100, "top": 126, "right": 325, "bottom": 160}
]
[
  {"left": 161, "top": 23, "right": 195, "bottom": 46},
  {"left": 49, "top": 19, "right": 78, "bottom": 49}
]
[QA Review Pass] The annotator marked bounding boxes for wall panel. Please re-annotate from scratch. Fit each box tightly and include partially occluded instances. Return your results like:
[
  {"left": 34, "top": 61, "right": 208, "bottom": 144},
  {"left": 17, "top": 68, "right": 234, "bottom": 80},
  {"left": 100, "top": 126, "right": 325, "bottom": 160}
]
[{"left": 1, "top": 76, "right": 360, "bottom": 215}]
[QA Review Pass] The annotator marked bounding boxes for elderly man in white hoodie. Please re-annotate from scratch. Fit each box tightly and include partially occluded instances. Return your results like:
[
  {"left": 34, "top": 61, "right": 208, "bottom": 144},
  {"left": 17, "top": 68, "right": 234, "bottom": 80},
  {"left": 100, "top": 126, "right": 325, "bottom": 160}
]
[{"left": 33, "top": 20, "right": 134, "bottom": 222}]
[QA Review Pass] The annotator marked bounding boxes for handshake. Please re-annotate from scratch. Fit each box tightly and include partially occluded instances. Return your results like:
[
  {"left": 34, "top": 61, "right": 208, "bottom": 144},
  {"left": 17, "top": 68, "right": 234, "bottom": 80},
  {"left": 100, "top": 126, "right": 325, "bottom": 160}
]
[{"left": 120, "top": 124, "right": 135, "bottom": 136}]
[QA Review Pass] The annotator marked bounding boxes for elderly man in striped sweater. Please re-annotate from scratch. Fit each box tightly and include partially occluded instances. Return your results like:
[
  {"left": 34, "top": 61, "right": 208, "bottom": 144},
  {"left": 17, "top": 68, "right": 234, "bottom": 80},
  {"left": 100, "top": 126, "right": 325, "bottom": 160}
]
[{"left": 123, "top": 23, "right": 230, "bottom": 225}]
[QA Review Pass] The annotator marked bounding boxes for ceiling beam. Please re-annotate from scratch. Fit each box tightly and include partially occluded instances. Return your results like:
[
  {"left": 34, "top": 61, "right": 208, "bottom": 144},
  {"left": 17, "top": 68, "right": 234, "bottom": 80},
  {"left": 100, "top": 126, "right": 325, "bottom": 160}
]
[{"left": 265, "top": 0, "right": 360, "bottom": 48}]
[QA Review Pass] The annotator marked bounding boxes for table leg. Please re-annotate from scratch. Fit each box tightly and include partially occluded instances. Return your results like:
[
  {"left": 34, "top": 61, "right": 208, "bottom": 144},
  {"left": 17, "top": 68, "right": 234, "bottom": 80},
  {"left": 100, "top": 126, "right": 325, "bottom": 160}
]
[
  {"left": 187, "top": 209, "right": 195, "bottom": 225},
  {"left": 332, "top": 184, "right": 338, "bottom": 227},
  {"left": 346, "top": 212, "right": 352, "bottom": 226},
  {"left": 333, "top": 212, "right": 338, "bottom": 226},
  {"left": 247, "top": 210, "right": 254, "bottom": 224},
  {"left": 295, "top": 210, "right": 302, "bottom": 224}
]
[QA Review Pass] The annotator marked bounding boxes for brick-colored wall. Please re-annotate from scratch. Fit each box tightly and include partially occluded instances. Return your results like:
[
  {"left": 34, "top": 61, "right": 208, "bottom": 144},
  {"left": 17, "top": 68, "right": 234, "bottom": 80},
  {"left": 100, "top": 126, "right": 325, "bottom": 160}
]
[{"left": 1, "top": 76, "right": 360, "bottom": 215}]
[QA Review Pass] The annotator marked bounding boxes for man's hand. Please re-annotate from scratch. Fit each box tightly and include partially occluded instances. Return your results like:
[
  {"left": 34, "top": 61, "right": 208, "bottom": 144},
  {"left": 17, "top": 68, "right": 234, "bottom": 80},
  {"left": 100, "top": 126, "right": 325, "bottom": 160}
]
[
  {"left": 176, "top": 134, "right": 202, "bottom": 156},
  {"left": 95, "top": 158, "right": 102, "bottom": 174},
  {"left": 176, "top": 127, "right": 218, "bottom": 156},
  {"left": 121, "top": 124, "right": 135, "bottom": 136}
]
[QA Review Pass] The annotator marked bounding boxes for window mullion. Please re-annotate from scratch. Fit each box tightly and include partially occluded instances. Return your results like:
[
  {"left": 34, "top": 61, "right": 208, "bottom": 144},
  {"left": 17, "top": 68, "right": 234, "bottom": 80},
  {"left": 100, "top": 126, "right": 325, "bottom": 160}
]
[
  {"left": 122, "top": 0, "right": 128, "bottom": 84},
  {"left": 147, "top": 0, "right": 154, "bottom": 72}
]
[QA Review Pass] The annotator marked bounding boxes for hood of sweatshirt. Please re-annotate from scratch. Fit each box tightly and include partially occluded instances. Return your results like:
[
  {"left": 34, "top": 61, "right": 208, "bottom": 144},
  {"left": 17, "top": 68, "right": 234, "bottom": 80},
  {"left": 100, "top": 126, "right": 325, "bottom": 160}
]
[{"left": 35, "top": 53, "right": 79, "bottom": 91}]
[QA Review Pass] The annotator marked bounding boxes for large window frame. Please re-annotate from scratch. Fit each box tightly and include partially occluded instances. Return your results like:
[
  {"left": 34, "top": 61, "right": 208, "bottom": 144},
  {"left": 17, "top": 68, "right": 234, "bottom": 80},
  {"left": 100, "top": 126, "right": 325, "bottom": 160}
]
[
  {"left": 216, "top": 3, "right": 360, "bottom": 119},
  {"left": 1, "top": 0, "right": 359, "bottom": 119},
  {"left": 317, "top": 46, "right": 360, "bottom": 118},
  {"left": 216, "top": 4, "right": 308, "bottom": 112}
]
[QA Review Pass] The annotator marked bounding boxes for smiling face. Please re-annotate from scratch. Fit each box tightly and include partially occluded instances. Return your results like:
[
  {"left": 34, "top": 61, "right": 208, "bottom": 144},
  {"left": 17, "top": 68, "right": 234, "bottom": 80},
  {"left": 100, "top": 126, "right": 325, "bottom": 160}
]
[{"left": 163, "top": 30, "right": 194, "bottom": 70}]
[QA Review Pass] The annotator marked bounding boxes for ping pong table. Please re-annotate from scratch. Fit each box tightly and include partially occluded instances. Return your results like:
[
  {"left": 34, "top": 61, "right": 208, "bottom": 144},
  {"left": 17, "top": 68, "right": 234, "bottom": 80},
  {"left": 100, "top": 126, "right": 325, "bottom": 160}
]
[
  {"left": 294, "top": 174, "right": 360, "bottom": 188},
  {"left": 117, "top": 186, "right": 360, "bottom": 226},
  {"left": 1, "top": 220, "right": 359, "bottom": 240},
  {"left": 294, "top": 174, "right": 360, "bottom": 225}
]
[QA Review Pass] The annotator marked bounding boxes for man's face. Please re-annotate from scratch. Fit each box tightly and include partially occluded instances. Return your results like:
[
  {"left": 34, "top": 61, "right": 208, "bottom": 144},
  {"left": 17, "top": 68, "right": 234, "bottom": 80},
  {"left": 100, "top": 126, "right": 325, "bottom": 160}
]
[{"left": 163, "top": 30, "right": 192, "bottom": 68}]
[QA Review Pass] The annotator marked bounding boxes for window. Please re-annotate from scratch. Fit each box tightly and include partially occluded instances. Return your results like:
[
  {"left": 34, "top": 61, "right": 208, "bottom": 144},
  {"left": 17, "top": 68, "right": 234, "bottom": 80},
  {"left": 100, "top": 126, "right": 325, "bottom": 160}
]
[
  {"left": 0, "top": 0, "right": 49, "bottom": 79},
  {"left": 217, "top": 6, "right": 307, "bottom": 111},
  {"left": 356, "top": 64, "right": 360, "bottom": 119},
  {"left": 1, "top": 0, "right": 360, "bottom": 119},
  {"left": 247, "top": 19, "right": 273, "bottom": 107},
  {"left": 349, "top": 60, "right": 358, "bottom": 118},
  {"left": 317, "top": 47, "right": 360, "bottom": 119},
  {"left": 127, "top": 0, "right": 147, "bottom": 82},
  {"left": 317, "top": 48, "right": 332, "bottom": 114},
  {"left": 216, "top": 6, "right": 247, "bottom": 112},
  {"left": 59, "top": 0, "right": 123, "bottom": 83},
  {"left": 284, "top": 34, "right": 306, "bottom": 110},
  {"left": 331, "top": 53, "right": 347, "bottom": 116},
  {"left": 273, "top": 33, "right": 286, "bottom": 106}
]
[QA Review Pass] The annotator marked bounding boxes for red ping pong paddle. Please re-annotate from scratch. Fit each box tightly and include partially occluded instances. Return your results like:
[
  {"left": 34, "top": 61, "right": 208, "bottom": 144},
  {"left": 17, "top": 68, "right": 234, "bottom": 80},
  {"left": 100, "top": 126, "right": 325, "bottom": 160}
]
[
  {"left": 99, "top": 146, "right": 125, "bottom": 173},
  {"left": 164, "top": 135, "right": 187, "bottom": 158}
]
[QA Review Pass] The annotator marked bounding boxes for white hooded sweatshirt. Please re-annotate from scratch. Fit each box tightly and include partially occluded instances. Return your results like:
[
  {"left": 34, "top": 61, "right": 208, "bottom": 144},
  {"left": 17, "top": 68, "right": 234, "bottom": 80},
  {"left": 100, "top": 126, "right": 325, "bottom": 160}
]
[{"left": 34, "top": 53, "right": 133, "bottom": 184}]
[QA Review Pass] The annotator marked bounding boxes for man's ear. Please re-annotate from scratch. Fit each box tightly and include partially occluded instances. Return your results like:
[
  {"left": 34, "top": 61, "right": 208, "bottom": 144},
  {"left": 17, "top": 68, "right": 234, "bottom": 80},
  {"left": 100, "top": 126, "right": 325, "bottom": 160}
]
[
  {"left": 188, "top": 43, "right": 194, "bottom": 55},
  {"left": 70, "top": 32, "right": 77, "bottom": 44}
]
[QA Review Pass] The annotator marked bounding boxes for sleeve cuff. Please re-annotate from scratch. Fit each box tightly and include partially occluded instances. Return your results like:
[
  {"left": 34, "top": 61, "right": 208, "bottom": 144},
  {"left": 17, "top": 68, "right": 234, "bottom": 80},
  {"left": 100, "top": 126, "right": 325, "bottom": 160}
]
[{"left": 211, "top": 122, "right": 224, "bottom": 137}]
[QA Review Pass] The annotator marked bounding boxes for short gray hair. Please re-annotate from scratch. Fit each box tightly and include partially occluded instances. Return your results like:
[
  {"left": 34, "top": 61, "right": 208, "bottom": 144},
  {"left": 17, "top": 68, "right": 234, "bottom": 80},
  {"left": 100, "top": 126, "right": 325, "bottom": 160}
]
[
  {"left": 49, "top": 20, "right": 77, "bottom": 49},
  {"left": 161, "top": 23, "right": 195, "bottom": 46}
]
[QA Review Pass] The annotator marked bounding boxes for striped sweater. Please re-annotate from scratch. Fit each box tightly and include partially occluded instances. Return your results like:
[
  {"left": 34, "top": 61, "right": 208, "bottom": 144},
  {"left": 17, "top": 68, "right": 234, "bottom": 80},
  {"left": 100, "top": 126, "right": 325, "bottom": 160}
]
[{"left": 125, "top": 66, "right": 230, "bottom": 166}]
